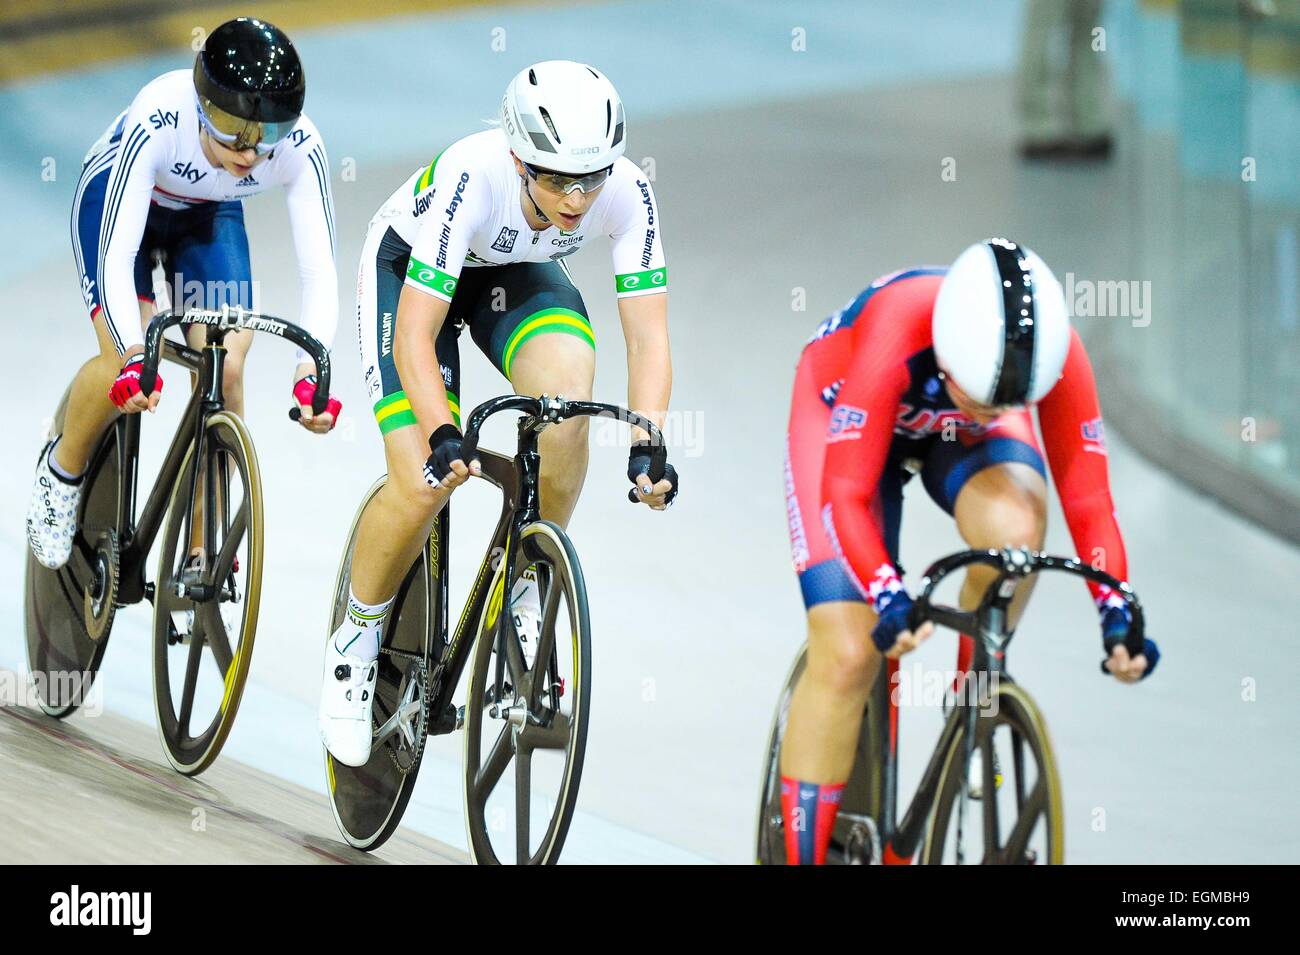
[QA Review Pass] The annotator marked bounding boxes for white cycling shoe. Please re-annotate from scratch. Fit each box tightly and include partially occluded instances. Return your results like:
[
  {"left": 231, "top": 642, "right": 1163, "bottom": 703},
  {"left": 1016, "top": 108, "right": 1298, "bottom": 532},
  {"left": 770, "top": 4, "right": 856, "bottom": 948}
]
[
  {"left": 27, "top": 442, "right": 82, "bottom": 570},
  {"left": 319, "top": 624, "right": 379, "bottom": 767}
]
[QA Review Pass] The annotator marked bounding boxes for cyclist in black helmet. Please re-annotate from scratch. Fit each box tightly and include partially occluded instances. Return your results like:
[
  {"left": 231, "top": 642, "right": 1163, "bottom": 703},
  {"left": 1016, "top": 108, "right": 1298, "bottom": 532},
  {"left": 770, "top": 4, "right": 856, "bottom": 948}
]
[{"left": 28, "top": 18, "right": 343, "bottom": 571}]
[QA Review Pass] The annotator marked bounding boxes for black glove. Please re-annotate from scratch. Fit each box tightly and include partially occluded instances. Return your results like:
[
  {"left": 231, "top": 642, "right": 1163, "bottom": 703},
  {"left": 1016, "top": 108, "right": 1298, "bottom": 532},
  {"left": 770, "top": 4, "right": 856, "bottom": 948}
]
[
  {"left": 627, "top": 440, "right": 679, "bottom": 506},
  {"left": 423, "top": 424, "right": 465, "bottom": 487}
]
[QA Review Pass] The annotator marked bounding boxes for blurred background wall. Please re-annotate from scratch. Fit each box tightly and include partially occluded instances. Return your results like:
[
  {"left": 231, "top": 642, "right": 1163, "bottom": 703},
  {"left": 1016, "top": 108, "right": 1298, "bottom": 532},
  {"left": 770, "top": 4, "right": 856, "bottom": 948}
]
[{"left": 1093, "top": 0, "right": 1300, "bottom": 540}]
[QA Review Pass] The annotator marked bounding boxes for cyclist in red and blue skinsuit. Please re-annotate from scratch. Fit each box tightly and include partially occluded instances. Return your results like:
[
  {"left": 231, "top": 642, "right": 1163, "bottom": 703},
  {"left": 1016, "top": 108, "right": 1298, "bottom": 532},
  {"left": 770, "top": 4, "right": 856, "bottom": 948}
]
[{"left": 780, "top": 259, "right": 1159, "bottom": 866}]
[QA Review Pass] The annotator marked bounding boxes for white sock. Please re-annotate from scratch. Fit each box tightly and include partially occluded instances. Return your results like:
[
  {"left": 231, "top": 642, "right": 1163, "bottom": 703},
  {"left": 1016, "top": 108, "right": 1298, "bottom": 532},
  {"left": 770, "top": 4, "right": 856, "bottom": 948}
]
[
  {"left": 339, "top": 590, "right": 392, "bottom": 663},
  {"left": 47, "top": 437, "right": 84, "bottom": 485}
]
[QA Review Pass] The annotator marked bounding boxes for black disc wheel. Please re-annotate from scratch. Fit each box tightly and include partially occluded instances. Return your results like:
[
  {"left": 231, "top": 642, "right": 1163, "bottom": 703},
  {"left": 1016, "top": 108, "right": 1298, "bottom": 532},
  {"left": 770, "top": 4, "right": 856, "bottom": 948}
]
[
  {"left": 152, "top": 411, "right": 263, "bottom": 775},
  {"left": 921, "top": 679, "right": 1064, "bottom": 864},
  {"left": 24, "top": 388, "right": 122, "bottom": 717},
  {"left": 463, "top": 521, "right": 591, "bottom": 865}
]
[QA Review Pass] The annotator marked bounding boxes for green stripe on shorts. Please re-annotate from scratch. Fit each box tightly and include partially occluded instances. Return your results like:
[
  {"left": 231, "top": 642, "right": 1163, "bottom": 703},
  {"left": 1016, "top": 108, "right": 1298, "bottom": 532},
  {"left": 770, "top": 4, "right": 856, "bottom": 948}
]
[
  {"left": 501, "top": 307, "right": 595, "bottom": 380},
  {"left": 372, "top": 389, "right": 461, "bottom": 434}
]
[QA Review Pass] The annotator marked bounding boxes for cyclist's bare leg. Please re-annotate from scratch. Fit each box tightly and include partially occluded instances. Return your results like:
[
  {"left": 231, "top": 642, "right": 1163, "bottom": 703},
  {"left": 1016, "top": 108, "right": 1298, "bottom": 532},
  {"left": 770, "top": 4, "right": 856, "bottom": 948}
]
[
  {"left": 350, "top": 422, "right": 452, "bottom": 605},
  {"left": 504, "top": 332, "right": 595, "bottom": 529},
  {"left": 53, "top": 303, "right": 152, "bottom": 474},
  {"left": 953, "top": 462, "right": 1048, "bottom": 629},
  {"left": 780, "top": 600, "right": 880, "bottom": 782}
]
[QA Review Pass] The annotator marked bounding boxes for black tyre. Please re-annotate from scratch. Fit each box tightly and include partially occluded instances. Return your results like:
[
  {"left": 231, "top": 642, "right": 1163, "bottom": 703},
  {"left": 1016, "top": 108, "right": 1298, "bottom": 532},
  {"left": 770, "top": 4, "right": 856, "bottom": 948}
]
[
  {"left": 921, "top": 679, "right": 1064, "bottom": 864},
  {"left": 24, "top": 388, "right": 121, "bottom": 717},
  {"left": 463, "top": 521, "right": 591, "bottom": 865},
  {"left": 152, "top": 411, "right": 263, "bottom": 775},
  {"left": 324, "top": 478, "right": 440, "bottom": 852}
]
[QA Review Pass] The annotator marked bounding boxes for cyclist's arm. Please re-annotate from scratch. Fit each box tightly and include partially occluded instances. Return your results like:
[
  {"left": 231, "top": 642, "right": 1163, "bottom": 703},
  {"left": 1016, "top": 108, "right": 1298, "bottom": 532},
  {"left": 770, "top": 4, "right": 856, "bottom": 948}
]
[
  {"left": 821, "top": 337, "right": 910, "bottom": 608},
  {"left": 616, "top": 292, "right": 670, "bottom": 439},
  {"left": 1038, "top": 328, "right": 1131, "bottom": 608},
  {"left": 608, "top": 161, "right": 669, "bottom": 439},
  {"left": 393, "top": 285, "right": 455, "bottom": 438},
  {"left": 282, "top": 118, "right": 338, "bottom": 375},
  {"left": 97, "top": 101, "right": 166, "bottom": 358}
]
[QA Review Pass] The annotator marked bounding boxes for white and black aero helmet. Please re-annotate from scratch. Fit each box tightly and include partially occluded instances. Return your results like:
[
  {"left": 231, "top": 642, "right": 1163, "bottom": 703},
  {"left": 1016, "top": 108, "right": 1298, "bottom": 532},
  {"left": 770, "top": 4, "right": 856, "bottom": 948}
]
[
  {"left": 500, "top": 60, "right": 626, "bottom": 174},
  {"left": 932, "top": 238, "right": 1071, "bottom": 407}
]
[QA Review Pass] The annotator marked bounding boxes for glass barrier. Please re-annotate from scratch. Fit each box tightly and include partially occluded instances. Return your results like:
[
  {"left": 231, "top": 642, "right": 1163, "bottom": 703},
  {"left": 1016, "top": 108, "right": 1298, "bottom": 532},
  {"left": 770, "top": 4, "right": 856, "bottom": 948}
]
[{"left": 1088, "top": 0, "right": 1299, "bottom": 534}]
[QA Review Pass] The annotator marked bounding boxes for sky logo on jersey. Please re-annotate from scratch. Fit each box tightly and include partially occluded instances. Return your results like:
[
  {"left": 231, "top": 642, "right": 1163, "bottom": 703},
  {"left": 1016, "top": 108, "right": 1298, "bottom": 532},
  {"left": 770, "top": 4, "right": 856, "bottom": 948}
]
[
  {"left": 827, "top": 405, "right": 867, "bottom": 442},
  {"left": 492, "top": 227, "right": 518, "bottom": 253},
  {"left": 289, "top": 128, "right": 311, "bottom": 148},
  {"left": 171, "top": 160, "right": 207, "bottom": 184},
  {"left": 149, "top": 109, "right": 179, "bottom": 130}
]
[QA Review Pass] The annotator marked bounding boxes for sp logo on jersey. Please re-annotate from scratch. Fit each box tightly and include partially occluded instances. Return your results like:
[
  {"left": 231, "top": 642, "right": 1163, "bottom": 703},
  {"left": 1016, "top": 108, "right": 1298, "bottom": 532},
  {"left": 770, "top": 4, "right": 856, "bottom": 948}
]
[{"left": 828, "top": 405, "right": 867, "bottom": 442}]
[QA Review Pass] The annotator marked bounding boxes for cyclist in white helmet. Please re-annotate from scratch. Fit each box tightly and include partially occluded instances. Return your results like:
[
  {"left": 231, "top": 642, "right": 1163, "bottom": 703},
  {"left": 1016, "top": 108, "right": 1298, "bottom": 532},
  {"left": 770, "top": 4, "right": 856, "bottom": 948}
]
[
  {"left": 779, "top": 239, "right": 1159, "bottom": 863},
  {"left": 321, "top": 61, "right": 678, "bottom": 765}
]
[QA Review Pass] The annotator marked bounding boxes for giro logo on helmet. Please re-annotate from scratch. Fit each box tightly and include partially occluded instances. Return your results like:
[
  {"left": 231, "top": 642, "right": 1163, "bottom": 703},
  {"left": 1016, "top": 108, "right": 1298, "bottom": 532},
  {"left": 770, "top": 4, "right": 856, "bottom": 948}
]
[{"left": 500, "top": 60, "right": 627, "bottom": 176}]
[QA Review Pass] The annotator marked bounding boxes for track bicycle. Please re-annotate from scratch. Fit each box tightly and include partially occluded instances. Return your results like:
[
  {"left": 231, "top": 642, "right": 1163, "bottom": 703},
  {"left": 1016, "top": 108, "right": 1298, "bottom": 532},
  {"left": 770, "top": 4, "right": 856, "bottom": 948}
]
[
  {"left": 756, "top": 547, "right": 1146, "bottom": 864},
  {"left": 324, "top": 394, "right": 667, "bottom": 864},
  {"left": 24, "top": 305, "right": 332, "bottom": 775}
]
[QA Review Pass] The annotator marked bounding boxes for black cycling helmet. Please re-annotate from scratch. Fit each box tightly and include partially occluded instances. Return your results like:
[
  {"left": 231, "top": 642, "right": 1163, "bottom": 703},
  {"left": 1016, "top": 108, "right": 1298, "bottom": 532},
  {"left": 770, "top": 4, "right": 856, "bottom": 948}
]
[{"left": 194, "top": 17, "right": 305, "bottom": 125}]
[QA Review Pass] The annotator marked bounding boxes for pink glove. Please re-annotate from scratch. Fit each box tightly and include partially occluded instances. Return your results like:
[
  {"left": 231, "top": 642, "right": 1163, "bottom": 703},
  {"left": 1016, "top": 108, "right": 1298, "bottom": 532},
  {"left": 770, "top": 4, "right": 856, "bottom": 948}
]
[
  {"left": 109, "top": 355, "right": 163, "bottom": 410},
  {"left": 292, "top": 375, "right": 342, "bottom": 429}
]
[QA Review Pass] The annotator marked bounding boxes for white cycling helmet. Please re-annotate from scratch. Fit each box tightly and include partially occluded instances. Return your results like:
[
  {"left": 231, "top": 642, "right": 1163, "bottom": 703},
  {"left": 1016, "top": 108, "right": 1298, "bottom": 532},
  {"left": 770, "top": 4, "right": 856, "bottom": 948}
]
[
  {"left": 500, "top": 60, "right": 626, "bottom": 175},
  {"left": 932, "top": 238, "right": 1070, "bottom": 407}
]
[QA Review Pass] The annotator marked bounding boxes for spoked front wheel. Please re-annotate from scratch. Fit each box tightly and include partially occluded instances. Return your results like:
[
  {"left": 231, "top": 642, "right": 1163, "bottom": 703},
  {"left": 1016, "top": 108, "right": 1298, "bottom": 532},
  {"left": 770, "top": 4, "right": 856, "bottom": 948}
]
[
  {"left": 921, "top": 679, "right": 1064, "bottom": 864},
  {"left": 463, "top": 520, "right": 591, "bottom": 865},
  {"left": 152, "top": 411, "right": 263, "bottom": 775}
]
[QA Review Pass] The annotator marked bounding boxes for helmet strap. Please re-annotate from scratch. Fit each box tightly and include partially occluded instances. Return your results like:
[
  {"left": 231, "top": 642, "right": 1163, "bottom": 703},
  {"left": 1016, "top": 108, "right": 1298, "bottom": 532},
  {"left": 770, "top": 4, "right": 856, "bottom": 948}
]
[{"left": 521, "top": 174, "right": 551, "bottom": 226}]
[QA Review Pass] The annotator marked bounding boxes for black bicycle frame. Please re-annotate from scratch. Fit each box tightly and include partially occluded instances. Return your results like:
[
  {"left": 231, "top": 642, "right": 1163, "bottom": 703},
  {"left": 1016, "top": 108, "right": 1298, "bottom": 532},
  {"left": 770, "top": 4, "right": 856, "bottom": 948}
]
[
  {"left": 860, "top": 547, "right": 1145, "bottom": 862},
  {"left": 421, "top": 395, "right": 666, "bottom": 733},
  {"left": 96, "top": 306, "right": 331, "bottom": 607}
]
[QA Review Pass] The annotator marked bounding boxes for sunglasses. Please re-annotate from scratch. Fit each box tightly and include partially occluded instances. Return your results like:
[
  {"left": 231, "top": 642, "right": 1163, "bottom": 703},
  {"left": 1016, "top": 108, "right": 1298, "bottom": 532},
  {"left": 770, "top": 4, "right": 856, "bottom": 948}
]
[
  {"left": 523, "top": 161, "right": 612, "bottom": 196},
  {"left": 196, "top": 96, "right": 297, "bottom": 156}
]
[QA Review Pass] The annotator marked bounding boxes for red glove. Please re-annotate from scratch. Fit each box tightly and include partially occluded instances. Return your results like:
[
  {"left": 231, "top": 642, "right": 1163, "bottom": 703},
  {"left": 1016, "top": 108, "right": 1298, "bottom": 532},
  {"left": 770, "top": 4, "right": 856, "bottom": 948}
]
[
  {"left": 292, "top": 375, "right": 342, "bottom": 429},
  {"left": 109, "top": 355, "right": 162, "bottom": 410}
]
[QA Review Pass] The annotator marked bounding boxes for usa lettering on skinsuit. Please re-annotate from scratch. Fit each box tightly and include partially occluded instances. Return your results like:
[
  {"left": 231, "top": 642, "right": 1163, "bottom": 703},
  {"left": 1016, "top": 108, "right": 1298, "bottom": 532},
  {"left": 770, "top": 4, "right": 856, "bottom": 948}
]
[{"left": 49, "top": 885, "right": 152, "bottom": 935}]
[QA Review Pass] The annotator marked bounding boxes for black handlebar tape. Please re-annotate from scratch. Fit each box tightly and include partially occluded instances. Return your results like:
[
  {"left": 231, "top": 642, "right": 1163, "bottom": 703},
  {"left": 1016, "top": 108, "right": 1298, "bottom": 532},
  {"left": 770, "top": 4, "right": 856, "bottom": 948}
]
[{"left": 289, "top": 408, "right": 301, "bottom": 422}]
